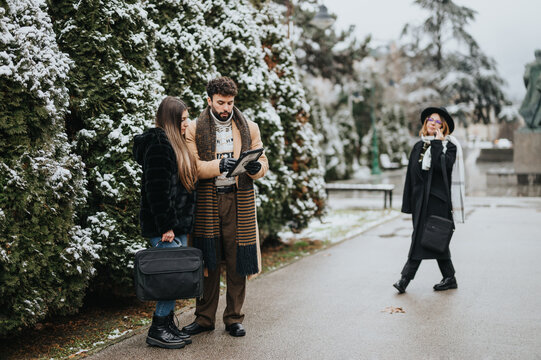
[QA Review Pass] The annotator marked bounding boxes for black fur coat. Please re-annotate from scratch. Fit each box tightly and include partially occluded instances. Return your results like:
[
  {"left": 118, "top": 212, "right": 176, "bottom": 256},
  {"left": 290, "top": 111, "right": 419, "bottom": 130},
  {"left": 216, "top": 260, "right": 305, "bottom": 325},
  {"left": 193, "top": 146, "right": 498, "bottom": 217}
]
[{"left": 133, "top": 127, "right": 195, "bottom": 238}]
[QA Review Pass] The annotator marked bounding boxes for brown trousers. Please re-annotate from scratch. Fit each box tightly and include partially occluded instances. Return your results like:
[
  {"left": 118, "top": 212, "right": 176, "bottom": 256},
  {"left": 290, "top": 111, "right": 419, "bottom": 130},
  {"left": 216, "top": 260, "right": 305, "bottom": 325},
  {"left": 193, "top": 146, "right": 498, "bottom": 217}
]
[{"left": 195, "top": 191, "right": 246, "bottom": 327}]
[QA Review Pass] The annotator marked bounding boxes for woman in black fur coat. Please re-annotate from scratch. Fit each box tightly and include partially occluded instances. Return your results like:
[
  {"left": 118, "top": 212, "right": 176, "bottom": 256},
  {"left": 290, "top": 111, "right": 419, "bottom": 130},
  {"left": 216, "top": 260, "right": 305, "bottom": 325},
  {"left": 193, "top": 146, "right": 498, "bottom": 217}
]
[
  {"left": 393, "top": 107, "right": 463, "bottom": 294},
  {"left": 133, "top": 96, "right": 197, "bottom": 349}
]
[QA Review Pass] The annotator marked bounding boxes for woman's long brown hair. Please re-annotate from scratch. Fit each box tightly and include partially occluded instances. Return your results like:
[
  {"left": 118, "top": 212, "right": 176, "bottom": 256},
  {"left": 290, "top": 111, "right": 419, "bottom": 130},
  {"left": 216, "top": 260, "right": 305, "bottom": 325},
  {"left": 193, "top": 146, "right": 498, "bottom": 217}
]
[{"left": 155, "top": 96, "right": 197, "bottom": 192}]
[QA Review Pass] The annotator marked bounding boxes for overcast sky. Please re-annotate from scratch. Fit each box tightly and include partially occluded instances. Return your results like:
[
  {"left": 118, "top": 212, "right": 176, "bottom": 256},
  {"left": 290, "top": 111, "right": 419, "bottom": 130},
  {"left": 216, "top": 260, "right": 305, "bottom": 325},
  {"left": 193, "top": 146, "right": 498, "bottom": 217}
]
[{"left": 322, "top": 0, "right": 540, "bottom": 102}]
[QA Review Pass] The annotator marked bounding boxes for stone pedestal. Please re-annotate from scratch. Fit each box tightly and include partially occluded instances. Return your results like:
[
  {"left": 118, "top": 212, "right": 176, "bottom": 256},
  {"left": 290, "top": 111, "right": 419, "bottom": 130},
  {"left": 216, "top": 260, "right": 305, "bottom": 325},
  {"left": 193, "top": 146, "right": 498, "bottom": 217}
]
[
  {"left": 514, "top": 129, "right": 541, "bottom": 174},
  {"left": 477, "top": 148, "right": 513, "bottom": 162}
]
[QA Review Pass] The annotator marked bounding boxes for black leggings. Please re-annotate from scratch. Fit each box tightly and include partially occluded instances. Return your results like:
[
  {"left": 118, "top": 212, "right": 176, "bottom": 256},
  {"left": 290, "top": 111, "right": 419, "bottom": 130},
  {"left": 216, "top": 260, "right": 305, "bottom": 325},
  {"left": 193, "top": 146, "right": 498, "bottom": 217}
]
[{"left": 401, "top": 258, "right": 455, "bottom": 280}]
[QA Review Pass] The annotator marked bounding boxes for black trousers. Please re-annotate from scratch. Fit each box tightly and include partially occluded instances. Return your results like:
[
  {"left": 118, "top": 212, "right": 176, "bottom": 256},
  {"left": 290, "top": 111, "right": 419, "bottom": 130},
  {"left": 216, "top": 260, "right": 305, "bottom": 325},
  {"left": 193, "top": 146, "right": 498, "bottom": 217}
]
[{"left": 401, "top": 258, "right": 455, "bottom": 280}]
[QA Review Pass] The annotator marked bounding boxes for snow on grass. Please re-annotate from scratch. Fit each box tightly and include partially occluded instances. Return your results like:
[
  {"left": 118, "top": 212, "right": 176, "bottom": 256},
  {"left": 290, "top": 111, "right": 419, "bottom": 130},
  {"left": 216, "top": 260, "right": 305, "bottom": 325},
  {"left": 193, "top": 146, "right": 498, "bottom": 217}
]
[
  {"left": 107, "top": 328, "right": 132, "bottom": 340},
  {"left": 278, "top": 208, "right": 400, "bottom": 244}
]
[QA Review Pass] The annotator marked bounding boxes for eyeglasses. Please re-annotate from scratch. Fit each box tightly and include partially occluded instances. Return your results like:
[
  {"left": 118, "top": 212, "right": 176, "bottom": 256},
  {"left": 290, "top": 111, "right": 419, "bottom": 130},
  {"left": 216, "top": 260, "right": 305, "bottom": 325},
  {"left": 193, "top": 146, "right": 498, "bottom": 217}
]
[{"left": 427, "top": 117, "right": 442, "bottom": 125}]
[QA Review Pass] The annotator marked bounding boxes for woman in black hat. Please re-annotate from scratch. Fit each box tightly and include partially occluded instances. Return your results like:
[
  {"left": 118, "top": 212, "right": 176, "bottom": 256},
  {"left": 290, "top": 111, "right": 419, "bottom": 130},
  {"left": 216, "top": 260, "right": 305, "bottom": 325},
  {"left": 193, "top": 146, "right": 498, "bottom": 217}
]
[{"left": 393, "top": 107, "right": 464, "bottom": 293}]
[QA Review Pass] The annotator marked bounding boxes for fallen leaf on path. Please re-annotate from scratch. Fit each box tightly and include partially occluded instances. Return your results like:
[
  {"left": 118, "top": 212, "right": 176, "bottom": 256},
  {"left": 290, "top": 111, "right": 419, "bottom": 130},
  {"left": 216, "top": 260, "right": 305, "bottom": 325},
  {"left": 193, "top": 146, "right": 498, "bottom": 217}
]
[{"left": 381, "top": 306, "right": 405, "bottom": 314}]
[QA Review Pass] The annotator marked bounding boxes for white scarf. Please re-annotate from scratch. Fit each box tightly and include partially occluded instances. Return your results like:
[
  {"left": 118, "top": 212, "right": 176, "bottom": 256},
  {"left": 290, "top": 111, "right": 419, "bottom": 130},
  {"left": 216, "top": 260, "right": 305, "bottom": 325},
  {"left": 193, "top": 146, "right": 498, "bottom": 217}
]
[{"left": 420, "top": 135, "right": 466, "bottom": 223}]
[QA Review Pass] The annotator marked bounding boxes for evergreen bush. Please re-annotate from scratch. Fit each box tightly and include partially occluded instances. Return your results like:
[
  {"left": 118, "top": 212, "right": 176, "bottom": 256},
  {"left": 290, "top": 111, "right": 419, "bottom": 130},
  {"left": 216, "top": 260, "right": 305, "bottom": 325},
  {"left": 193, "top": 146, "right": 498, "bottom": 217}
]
[
  {"left": 1, "top": 1, "right": 330, "bottom": 329},
  {"left": 146, "top": 0, "right": 217, "bottom": 111},
  {"left": 47, "top": 0, "right": 164, "bottom": 294},
  {"left": 147, "top": 0, "right": 325, "bottom": 237},
  {"left": 0, "top": 0, "right": 98, "bottom": 335},
  {"left": 361, "top": 105, "right": 410, "bottom": 168},
  {"left": 253, "top": 2, "right": 326, "bottom": 233}
]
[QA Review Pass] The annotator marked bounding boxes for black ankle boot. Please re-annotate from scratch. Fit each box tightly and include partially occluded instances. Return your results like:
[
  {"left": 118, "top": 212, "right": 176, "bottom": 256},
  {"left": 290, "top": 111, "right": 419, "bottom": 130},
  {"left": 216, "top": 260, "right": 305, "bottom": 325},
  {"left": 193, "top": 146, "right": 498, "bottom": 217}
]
[
  {"left": 393, "top": 277, "right": 410, "bottom": 294},
  {"left": 167, "top": 311, "right": 192, "bottom": 344},
  {"left": 146, "top": 313, "right": 186, "bottom": 349},
  {"left": 433, "top": 276, "right": 457, "bottom": 291}
]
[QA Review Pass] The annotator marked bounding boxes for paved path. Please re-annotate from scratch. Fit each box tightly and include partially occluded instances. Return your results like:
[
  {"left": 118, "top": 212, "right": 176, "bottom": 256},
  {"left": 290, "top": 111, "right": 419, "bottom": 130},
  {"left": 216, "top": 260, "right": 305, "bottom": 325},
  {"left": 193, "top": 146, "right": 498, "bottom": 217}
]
[{"left": 89, "top": 197, "right": 541, "bottom": 359}]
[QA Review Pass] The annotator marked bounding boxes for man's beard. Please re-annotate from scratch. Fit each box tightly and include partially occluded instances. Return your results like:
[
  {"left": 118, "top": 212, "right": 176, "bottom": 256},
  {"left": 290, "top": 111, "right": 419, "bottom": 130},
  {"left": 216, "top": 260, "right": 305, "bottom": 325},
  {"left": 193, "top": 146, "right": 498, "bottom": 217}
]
[{"left": 212, "top": 107, "right": 231, "bottom": 121}]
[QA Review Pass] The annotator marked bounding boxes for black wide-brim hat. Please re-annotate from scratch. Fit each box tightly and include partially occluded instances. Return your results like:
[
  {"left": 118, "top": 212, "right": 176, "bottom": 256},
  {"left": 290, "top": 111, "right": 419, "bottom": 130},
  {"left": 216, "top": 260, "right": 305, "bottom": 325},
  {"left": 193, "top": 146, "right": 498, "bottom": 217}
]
[{"left": 420, "top": 107, "right": 455, "bottom": 134}]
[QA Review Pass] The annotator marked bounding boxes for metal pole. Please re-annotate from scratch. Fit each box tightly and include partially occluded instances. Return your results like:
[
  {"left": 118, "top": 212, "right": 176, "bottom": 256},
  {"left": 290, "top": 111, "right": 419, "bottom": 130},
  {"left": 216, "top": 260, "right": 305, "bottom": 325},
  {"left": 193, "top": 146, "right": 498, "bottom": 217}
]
[
  {"left": 286, "top": 0, "right": 291, "bottom": 39},
  {"left": 370, "top": 85, "right": 381, "bottom": 175}
]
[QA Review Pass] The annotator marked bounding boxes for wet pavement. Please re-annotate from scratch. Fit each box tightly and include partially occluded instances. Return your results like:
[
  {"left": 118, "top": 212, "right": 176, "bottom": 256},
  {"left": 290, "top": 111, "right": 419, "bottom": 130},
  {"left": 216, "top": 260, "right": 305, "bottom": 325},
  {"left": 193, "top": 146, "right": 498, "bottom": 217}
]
[
  {"left": 88, "top": 196, "right": 541, "bottom": 360},
  {"left": 88, "top": 147, "right": 541, "bottom": 359}
]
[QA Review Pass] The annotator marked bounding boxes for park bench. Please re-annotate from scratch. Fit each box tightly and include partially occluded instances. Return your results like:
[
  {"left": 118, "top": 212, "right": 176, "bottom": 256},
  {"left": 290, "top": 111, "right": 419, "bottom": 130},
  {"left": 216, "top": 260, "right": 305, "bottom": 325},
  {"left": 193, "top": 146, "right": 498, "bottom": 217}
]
[{"left": 325, "top": 183, "right": 395, "bottom": 209}]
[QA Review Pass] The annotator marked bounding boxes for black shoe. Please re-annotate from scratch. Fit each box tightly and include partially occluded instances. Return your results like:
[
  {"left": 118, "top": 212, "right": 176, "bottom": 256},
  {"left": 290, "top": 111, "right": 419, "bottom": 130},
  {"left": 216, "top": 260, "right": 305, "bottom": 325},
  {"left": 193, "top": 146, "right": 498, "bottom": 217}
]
[
  {"left": 167, "top": 311, "right": 192, "bottom": 344},
  {"left": 181, "top": 321, "right": 215, "bottom": 335},
  {"left": 225, "top": 323, "right": 246, "bottom": 337},
  {"left": 433, "top": 276, "right": 458, "bottom": 291},
  {"left": 146, "top": 313, "right": 186, "bottom": 349},
  {"left": 393, "top": 277, "right": 410, "bottom": 294}
]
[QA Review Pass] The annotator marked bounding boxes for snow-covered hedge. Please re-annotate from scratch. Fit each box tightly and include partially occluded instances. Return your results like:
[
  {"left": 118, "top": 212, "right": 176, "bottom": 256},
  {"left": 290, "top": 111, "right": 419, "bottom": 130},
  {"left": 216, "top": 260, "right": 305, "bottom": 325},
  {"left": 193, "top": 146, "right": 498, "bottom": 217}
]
[
  {"left": 245, "top": 2, "right": 326, "bottom": 233},
  {"left": 47, "top": 0, "right": 164, "bottom": 293},
  {"left": 0, "top": 0, "right": 98, "bottom": 335},
  {"left": 1, "top": 0, "right": 327, "bottom": 333},
  {"left": 147, "top": 0, "right": 326, "bottom": 235}
]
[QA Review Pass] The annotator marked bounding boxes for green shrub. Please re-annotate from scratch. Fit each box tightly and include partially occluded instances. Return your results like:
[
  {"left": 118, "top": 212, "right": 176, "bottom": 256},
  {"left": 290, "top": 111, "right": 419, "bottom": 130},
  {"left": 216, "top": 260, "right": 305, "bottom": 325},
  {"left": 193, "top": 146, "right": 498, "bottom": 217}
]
[
  {"left": 0, "top": 0, "right": 98, "bottom": 335},
  {"left": 47, "top": 0, "right": 164, "bottom": 294}
]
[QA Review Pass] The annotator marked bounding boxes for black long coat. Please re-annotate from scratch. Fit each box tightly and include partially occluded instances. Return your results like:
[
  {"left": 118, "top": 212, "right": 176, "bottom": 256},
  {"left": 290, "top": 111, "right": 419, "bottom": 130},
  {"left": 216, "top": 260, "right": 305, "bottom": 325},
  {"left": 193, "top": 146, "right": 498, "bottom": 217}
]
[
  {"left": 133, "top": 128, "right": 196, "bottom": 238},
  {"left": 401, "top": 139, "right": 456, "bottom": 259}
]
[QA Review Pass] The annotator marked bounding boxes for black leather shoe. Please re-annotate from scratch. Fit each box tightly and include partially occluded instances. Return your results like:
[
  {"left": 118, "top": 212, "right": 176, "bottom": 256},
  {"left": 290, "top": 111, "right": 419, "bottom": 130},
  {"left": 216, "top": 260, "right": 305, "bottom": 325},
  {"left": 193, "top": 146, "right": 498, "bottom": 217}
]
[
  {"left": 225, "top": 323, "right": 246, "bottom": 337},
  {"left": 393, "top": 277, "right": 410, "bottom": 294},
  {"left": 146, "top": 313, "right": 186, "bottom": 349},
  {"left": 181, "top": 322, "right": 215, "bottom": 335},
  {"left": 433, "top": 276, "right": 458, "bottom": 291},
  {"left": 167, "top": 311, "right": 192, "bottom": 344}
]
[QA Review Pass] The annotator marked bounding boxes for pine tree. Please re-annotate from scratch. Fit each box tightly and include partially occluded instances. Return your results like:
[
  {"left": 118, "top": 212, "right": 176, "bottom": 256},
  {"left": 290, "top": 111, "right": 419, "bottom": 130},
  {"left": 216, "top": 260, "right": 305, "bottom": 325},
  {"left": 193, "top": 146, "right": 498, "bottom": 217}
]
[
  {"left": 291, "top": 0, "right": 368, "bottom": 84},
  {"left": 378, "top": 106, "right": 411, "bottom": 164},
  {"left": 47, "top": 0, "right": 164, "bottom": 294},
  {"left": 0, "top": 0, "right": 98, "bottom": 334},
  {"left": 313, "top": 100, "right": 359, "bottom": 180},
  {"left": 400, "top": 0, "right": 507, "bottom": 125},
  {"left": 287, "top": 0, "right": 369, "bottom": 180},
  {"left": 361, "top": 104, "right": 411, "bottom": 170}
]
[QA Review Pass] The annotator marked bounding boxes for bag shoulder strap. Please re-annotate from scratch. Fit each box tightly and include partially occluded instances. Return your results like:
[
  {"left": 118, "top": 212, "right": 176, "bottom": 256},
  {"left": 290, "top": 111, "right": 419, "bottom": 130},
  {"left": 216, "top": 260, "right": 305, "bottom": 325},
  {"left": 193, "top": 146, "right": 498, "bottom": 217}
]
[{"left": 440, "top": 154, "right": 453, "bottom": 220}]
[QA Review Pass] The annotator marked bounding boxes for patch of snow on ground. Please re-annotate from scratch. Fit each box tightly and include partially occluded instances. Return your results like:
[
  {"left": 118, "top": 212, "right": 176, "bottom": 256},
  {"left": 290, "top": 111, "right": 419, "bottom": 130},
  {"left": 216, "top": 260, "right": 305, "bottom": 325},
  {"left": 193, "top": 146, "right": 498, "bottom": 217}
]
[
  {"left": 279, "top": 209, "right": 400, "bottom": 244},
  {"left": 107, "top": 329, "right": 132, "bottom": 340}
]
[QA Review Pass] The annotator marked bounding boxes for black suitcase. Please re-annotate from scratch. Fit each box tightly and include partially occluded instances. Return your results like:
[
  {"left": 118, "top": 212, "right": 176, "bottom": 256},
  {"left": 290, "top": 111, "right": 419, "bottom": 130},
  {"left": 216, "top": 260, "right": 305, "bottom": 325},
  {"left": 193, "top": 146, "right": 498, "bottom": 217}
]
[{"left": 134, "top": 246, "right": 203, "bottom": 301}]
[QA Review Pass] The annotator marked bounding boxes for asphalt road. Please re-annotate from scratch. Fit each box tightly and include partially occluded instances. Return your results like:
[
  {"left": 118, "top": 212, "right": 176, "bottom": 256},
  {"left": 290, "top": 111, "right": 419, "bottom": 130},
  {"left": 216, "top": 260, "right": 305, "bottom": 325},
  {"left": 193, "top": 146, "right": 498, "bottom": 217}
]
[{"left": 89, "top": 196, "right": 541, "bottom": 360}]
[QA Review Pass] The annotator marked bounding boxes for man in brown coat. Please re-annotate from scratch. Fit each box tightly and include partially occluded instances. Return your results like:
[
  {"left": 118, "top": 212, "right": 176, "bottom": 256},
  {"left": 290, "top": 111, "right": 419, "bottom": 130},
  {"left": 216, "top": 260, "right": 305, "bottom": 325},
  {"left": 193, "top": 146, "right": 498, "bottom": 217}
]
[{"left": 182, "top": 77, "right": 268, "bottom": 337}]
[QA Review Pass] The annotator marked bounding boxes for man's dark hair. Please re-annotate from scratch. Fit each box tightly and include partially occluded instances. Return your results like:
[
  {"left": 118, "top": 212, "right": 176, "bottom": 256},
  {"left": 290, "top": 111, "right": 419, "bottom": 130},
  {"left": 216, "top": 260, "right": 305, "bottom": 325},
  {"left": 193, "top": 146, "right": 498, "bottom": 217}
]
[{"left": 206, "top": 77, "right": 238, "bottom": 99}]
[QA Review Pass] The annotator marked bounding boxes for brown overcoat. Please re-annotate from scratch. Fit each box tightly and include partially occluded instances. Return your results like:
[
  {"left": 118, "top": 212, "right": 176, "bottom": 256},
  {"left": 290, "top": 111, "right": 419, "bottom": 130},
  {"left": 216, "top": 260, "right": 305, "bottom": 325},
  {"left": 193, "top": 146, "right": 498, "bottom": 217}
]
[{"left": 185, "top": 112, "right": 269, "bottom": 276}]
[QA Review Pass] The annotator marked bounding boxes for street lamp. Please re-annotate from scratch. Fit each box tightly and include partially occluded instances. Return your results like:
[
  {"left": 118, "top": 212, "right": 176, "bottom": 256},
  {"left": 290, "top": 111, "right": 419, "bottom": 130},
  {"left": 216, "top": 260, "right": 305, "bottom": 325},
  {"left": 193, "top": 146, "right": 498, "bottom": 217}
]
[
  {"left": 285, "top": 3, "right": 335, "bottom": 38},
  {"left": 310, "top": 5, "right": 335, "bottom": 30},
  {"left": 286, "top": 0, "right": 293, "bottom": 38}
]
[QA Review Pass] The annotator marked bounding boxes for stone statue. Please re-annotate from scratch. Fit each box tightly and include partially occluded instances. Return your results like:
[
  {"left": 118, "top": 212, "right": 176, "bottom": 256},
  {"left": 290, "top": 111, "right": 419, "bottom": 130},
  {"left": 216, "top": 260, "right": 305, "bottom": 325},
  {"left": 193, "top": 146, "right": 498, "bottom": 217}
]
[{"left": 519, "top": 49, "right": 541, "bottom": 129}]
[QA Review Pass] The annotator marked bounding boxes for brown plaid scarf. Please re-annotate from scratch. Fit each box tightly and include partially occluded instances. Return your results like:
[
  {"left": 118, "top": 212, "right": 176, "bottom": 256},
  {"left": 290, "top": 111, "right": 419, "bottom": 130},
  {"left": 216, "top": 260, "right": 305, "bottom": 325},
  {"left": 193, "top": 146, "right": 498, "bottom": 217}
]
[{"left": 193, "top": 106, "right": 258, "bottom": 276}]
